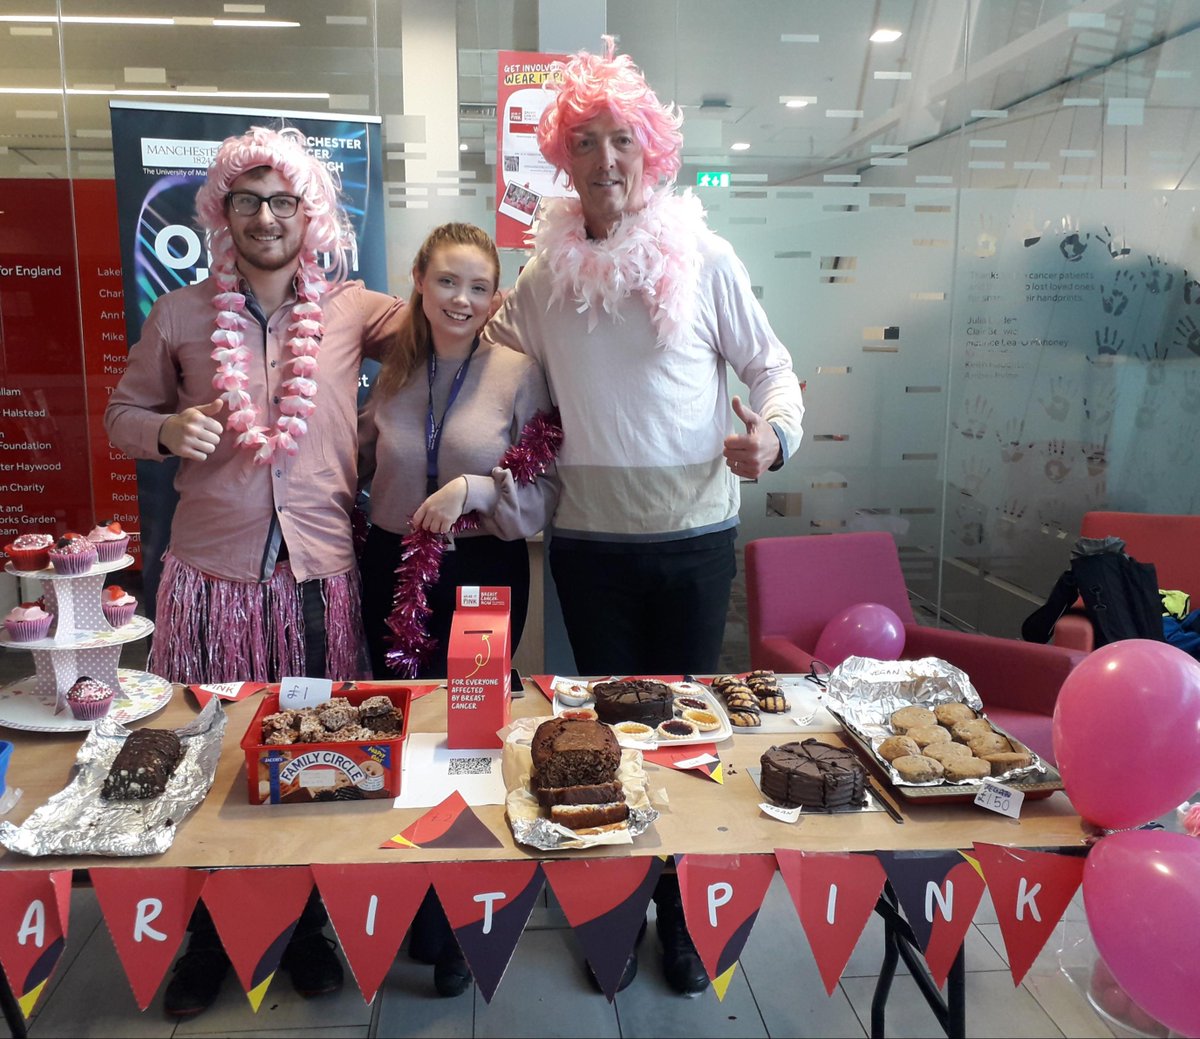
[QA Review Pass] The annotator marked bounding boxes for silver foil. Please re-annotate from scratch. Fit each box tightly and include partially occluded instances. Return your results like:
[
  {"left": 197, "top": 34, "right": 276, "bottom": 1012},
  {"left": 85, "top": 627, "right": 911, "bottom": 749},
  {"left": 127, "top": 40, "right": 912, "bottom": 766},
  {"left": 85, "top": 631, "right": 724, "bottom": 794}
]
[
  {"left": 508, "top": 804, "right": 660, "bottom": 852},
  {"left": 824, "top": 655, "right": 1045, "bottom": 786},
  {"left": 0, "top": 698, "right": 227, "bottom": 857}
]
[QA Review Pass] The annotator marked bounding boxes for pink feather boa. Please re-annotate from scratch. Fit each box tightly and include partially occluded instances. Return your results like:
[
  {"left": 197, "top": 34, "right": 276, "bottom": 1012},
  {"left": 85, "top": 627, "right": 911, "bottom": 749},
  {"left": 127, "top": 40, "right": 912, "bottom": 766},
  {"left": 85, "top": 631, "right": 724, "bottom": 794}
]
[{"left": 531, "top": 189, "right": 709, "bottom": 351}]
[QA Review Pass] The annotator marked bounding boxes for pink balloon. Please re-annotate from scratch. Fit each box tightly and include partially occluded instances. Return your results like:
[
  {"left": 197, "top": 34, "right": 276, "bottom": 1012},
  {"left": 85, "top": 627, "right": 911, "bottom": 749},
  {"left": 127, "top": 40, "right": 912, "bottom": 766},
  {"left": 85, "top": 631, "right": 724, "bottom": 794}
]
[
  {"left": 1052, "top": 639, "right": 1200, "bottom": 828},
  {"left": 814, "top": 602, "right": 906, "bottom": 667},
  {"left": 1084, "top": 829, "right": 1200, "bottom": 1037}
]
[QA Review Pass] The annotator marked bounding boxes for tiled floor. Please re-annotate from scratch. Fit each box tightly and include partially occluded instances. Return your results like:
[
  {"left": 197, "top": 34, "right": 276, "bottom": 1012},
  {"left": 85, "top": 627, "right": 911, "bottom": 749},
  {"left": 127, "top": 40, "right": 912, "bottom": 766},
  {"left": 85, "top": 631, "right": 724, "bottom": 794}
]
[{"left": 1, "top": 558, "right": 1119, "bottom": 1038}]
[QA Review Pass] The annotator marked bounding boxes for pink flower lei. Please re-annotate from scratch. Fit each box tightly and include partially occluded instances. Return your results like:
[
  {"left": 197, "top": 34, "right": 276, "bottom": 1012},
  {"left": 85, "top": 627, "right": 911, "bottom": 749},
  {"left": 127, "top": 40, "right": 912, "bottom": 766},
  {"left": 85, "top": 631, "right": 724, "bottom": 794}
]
[{"left": 209, "top": 253, "right": 326, "bottom": 465}]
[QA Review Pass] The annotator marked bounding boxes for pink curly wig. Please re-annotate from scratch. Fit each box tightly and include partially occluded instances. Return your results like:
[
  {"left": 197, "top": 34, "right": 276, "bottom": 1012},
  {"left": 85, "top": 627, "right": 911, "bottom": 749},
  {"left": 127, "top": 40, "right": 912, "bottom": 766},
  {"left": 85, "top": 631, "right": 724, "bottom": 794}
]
[
  {"left": 194, "top": 124, "right": 355, "bottom": 284},
  {"left": 538, "top": 36, "right": 683, "bottom": 189}
]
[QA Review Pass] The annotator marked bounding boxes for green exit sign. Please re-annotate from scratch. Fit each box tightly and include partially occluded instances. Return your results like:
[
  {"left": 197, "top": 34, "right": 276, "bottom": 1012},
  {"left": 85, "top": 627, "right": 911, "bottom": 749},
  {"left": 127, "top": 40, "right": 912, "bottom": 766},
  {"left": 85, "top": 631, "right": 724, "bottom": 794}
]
[{"left": 696, "top": 171, "right": 731, "bottom": 187}]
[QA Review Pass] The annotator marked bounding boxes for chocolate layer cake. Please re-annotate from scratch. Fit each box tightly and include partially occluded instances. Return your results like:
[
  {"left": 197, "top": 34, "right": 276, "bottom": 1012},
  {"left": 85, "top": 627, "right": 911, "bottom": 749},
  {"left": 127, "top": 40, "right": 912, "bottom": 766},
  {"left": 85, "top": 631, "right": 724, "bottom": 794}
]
[
  {"left": 760, "top": 739, "right": 866, "bottom": 810},
  {"left": 530, "top": 717, "right": 620, "bottom": 787},
  {"left": 591, "top": 679, "right": 672, "bottom": 726},
  {"left": 101, "top": 728, "right": 184, "bottom": 801}
]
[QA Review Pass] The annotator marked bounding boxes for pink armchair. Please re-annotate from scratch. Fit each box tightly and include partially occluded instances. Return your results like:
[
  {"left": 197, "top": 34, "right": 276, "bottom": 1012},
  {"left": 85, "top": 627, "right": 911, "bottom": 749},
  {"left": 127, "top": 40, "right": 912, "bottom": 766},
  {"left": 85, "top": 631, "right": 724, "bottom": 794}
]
[{"left": 745, "top": 532, "right": 1086, "bottom": 763}]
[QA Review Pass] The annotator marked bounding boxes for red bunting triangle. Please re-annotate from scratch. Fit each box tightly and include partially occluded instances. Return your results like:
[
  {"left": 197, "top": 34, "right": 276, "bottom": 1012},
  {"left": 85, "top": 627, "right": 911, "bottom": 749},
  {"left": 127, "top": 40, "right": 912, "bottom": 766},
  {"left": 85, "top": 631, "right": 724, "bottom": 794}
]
[
  {"left": 429, "top": 861, "right": 544, "bottom": 1003},
  {"left": 380, "top": 789, "right": 504, "bottom": 850},
  {"left": 675, "top": 854, "right": 778, "bottom": 1000},
  {"left": 877, "top": 850, "right": 986, "bottom": 988},
  {"left": 972, "top": 843, "right": 1085, "bottom": 986},
  {"left": 0, "top": 870, "right": 72, "bottom": 1019},
  {"left": 312, "top": 863, "right": 431, "bottom": 1003},
  {"left": 543, "top": 857, "right": 665, "bottom": 1001},
  {"left": 91, "top": 867, "right": 207, "bottom": 1009},
  {"left": 202, "top": 866, "right": 314, "bottom": 1012},
  {"left": 775, "top": 849, "right": 888, "bottom": 995}
]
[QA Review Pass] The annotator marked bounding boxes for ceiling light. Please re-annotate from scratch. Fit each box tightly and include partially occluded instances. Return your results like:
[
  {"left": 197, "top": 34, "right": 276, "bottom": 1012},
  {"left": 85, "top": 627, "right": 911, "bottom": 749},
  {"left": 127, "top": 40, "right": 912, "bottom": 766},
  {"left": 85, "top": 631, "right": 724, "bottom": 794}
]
[
  {"left": 786, "top": 99, "right": 810, "bottom": 108},
  {"left": 870, "top": 29, "right": 903, "bottom": 43},
  {"left": 0, "top": 14, "right": 299, "bottom": 28},
  {"left": 459, "top": 143, "right": 469, "bottom": 152},
  {"left": 730, "top": 141, "right": 751, "bottom": 151},
  {"left": 0, "top": 86, "right": 330, "bottom": 100}
]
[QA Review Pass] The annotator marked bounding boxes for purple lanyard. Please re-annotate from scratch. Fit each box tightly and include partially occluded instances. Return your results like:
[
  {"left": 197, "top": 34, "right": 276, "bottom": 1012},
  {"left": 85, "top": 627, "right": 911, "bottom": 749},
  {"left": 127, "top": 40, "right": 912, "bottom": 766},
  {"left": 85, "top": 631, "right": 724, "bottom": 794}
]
[{"left": 425, "top": 338, "right": 478, "bottom": 495}]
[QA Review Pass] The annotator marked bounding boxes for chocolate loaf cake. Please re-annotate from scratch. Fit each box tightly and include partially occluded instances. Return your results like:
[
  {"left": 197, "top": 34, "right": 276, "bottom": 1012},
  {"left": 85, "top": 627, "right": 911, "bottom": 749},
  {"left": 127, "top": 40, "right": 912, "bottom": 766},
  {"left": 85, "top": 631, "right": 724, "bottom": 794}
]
[
  {"left": 101, "top": 728, "right": 184, "bottom": 801},
  {"left": 591, "top": 679, "right": 672, "bottom": 725},
  {"left": 530, "top": 718, "right": 620, "bottom": 787},
  {"left": 549, "top": 802, "right": 629, "bottom": 829},
  {"left": 531, "top": 775, "right": 624, "bottom": 808},
  {"left": 760, "top": 739, "right": 866, "bottom": 810}
]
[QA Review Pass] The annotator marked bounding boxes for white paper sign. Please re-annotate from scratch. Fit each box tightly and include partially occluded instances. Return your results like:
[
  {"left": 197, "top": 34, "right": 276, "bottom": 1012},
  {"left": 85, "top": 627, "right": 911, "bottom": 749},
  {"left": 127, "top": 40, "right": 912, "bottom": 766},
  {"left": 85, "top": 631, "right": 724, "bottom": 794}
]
[
  {"left": 760, "top": 801, "right": 802, "bottom": 824},
  {"left": 197, "top": 682, "right": 245, "bottom": 701},
  {"left": 278, "top": 676, "right": 333, "bottom": 710},
  {"left": 974, "top": 779, "right": 1024, "bottom": 818}
]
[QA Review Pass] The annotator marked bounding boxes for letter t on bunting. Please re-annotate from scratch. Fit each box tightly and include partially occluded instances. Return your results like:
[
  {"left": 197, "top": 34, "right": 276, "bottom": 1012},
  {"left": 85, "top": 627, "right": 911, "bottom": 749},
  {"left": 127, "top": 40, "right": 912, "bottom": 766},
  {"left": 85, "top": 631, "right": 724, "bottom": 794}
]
[
  {"left": 90, "top": 867, "right": 208, "bottom": 1010},
  {"left": 0, "top": 870, "right": 72, "bottom": 1020},
  {"left": 774, "top": 849, "right": 888, "bottom": 995},
  {"left": 674, "top": 854, "right": 778, "bottom": 1000}
]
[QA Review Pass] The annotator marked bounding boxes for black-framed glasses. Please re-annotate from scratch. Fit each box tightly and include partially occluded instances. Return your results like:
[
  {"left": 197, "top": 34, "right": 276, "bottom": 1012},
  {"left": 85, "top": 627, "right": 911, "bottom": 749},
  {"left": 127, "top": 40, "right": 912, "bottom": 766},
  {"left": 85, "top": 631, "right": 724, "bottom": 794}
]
[
  {"left": 225, "top": 191, "right": 302, "bottom": 218},
  {"left": 805, "top": 660, "right": 831, "bottom": 689}
]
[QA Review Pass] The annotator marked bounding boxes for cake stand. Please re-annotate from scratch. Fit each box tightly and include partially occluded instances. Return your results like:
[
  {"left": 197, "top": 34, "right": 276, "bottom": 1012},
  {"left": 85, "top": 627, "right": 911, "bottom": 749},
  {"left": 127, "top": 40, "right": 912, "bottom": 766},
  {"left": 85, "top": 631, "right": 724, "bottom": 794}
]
[{"left": 0, "top": 556, "right": 171, "bottom": 731}]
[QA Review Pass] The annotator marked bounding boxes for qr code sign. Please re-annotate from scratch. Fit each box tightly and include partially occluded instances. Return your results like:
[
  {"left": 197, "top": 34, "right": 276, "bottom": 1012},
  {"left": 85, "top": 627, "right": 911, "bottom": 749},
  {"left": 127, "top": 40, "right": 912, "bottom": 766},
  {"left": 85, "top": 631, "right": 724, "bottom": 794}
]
[
  {"left": 504, "top": 155, "right": 519, "bottom": 172},
  {"left": 449, "top": 757, "right": 494, "bottom": 776}
]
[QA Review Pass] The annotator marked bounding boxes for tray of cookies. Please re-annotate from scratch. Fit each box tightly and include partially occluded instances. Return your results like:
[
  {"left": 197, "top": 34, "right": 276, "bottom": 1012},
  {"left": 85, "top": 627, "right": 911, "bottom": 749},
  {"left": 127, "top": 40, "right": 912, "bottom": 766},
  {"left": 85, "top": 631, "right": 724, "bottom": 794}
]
[
  {"left": 706, "top": 670, "right": 839, "bottom": 733},
  {"left": 823, "top": 655, "right": 1063, "bottom": 801}
]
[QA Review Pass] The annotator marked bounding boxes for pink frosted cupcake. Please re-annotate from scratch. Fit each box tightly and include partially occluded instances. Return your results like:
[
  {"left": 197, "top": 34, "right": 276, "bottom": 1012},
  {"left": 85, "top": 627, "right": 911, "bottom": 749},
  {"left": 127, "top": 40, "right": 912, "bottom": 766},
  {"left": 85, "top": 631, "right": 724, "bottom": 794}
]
[
  {"left": 4, "top": 532, "right": 55, "bottom": 572},
  {"left": 101, "top": 585, "right": 137, "bottom": 628},
  {"left": 48, "top": 533, "right": 97, "bottom": 575},
  {"left": 86, "top": 520, "right": 131, "bottom": 563},
  {"left": 66, "top": 676, "right": 115, "bottom": 721},
  {"left": 4, "top": 600, "right": 53, "bottom": 642}
]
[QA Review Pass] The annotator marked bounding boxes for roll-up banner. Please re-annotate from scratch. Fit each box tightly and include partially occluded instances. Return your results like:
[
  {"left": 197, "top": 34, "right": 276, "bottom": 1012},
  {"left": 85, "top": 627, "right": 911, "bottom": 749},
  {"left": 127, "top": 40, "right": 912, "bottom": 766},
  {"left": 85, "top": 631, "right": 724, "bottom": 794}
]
[{"left": 108, "top": 103, "right": 387, "bottom": 612}]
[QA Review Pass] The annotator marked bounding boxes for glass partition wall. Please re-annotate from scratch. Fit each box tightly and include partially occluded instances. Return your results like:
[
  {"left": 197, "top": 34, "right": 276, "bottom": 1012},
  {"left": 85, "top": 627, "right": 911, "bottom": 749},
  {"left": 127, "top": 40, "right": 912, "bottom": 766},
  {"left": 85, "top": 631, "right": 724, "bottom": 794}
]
[{"left": 2, "top": 0, "right": 1197, "bottom": 642}]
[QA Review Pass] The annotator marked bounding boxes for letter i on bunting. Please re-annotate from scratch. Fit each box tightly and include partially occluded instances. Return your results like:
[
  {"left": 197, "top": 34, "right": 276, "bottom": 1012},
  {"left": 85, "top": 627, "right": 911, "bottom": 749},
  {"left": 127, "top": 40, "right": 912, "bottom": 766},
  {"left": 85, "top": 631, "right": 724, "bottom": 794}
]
[
  {"left": 543, "top": 857, "right": 665, "bottom": 1001},
  {"left": 774, "top": 849, "right": 888, "bottom": 995},
  {"left": 972, "top": 843, "right": 1084, "bottom": 986},
  {"left": 876, "top": 850, "right": 987, "bottom": 988},
  {"left": 0, "top": 870, "right": 72, "bottom": 1019},
  {"left": 201, "top": 866, "right": 315, "bottom": 1011},
  {"left": 675, "top": 853, "right": 778, "bottom": 1000},
  {"left": 311, "top": 863, "right": 431, "bottom": 1003},
  {"left": 90, "top": 867, "right": 208, "bottom": 1010},
  {"left": 429, "top": 861, "right": 544, "bottom": 1003}
]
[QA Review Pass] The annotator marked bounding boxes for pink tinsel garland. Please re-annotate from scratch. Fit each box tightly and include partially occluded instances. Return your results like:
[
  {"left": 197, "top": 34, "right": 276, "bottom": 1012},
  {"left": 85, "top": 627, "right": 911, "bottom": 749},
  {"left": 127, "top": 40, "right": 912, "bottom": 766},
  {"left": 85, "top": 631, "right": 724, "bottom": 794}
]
[{"left": 383, "top": 408, "right": 563, "bottom": 677}]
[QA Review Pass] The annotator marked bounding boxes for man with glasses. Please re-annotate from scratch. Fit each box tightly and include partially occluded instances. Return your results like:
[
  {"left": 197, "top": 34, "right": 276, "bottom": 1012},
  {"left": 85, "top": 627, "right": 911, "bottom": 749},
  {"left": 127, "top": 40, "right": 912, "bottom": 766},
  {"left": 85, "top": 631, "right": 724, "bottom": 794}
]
[{"left": 105, "top": 125, "right": 403, "bottom": 1017}]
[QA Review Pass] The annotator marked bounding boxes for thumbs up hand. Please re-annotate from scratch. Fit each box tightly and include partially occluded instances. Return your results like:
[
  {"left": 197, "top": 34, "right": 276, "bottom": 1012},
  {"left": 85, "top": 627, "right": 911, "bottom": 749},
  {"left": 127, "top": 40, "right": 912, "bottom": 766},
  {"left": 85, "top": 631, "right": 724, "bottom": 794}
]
[
  {"left": 159, "top": 399, "right": 225, "bottom": 460},
  {"left": 723, "top": 396, "right": 781, "bottom": 480}
]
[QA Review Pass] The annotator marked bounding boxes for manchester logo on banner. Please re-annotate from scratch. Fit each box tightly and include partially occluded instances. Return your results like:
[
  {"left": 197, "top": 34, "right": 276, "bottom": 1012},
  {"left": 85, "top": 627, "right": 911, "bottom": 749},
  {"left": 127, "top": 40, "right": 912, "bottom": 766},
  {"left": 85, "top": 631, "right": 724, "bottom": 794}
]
[
  {"left": 972, "top": 843, "right": 1085, "bottom": 986},
  {"left": 312, "top": 862, "right": 431, "bottom": 1003},
  {"left": 775, "top": 849, "right": 888, "bottom": 995},
  {"left": 90, "top": 867, "right": 208, "bottom": 1010},
  {"left": 0, "top": 870, "right": 72, "bottom": 1019},
  {"left": 430, "top": 861, "right": 544, "bottom": 1003},
  {"left": 543, "top": 856, "right": 665, "bottom": 1001},
  {"left": 675, "top": 853, "right": 778, "bottom": 1000}
]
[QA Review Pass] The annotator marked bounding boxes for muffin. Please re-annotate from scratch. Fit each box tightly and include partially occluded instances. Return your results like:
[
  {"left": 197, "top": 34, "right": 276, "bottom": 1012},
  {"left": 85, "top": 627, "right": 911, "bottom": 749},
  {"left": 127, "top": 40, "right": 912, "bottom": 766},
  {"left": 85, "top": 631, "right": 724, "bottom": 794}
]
[
  {"left": 4, "top": 600, "right": 53, "bottom": 642},
  {"left": 101, "top": 585, "right": 137, "bottom": 628},
  {"left": 48, "top": 533, "right": 97, "bottom": 575},
  {"left": 86, "top": 520, "right": 130, "bottom": 563},
  {"left": 66, "top": 676, "right": 115, "bottom": 720},
  {"left": 4, "top": 533, "right": 55, "bottom": 572}
]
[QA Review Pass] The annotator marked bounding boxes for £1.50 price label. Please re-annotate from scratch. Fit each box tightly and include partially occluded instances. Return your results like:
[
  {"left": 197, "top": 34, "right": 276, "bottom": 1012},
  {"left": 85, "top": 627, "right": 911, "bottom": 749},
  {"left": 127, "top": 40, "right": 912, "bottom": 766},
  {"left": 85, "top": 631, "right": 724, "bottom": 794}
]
[{"left": 974, "top": 779, "right": 1024, "bottom": 819}]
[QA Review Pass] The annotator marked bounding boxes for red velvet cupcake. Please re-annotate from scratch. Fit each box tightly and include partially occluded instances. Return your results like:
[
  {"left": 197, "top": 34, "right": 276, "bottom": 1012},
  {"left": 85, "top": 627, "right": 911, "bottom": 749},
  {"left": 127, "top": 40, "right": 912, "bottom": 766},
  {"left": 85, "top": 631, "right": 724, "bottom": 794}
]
[{"left": 4, "top": 533, "right": 55, "bottom": 572}]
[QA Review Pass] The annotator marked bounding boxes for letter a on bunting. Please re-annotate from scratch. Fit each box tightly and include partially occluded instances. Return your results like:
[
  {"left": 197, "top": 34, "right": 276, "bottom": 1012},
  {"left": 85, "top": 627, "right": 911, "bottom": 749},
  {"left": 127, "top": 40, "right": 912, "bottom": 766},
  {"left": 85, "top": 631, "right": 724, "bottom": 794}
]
[
  {"left": 675, "top": 853, "right": 778, "bottom": 1000},
  {"left": 0, "top": 870, "right": 71, "bottom": 1019}
]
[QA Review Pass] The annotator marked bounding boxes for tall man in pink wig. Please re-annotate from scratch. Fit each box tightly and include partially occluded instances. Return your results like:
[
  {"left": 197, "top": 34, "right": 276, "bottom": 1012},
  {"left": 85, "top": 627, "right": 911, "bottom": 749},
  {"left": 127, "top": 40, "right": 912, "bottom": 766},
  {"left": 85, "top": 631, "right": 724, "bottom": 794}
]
[
  {"left": 484, "top": 39, "right": 805, "bottom": 996},
  {"left": 106, "top": 125, "right": 403, "bottom": 1016}
]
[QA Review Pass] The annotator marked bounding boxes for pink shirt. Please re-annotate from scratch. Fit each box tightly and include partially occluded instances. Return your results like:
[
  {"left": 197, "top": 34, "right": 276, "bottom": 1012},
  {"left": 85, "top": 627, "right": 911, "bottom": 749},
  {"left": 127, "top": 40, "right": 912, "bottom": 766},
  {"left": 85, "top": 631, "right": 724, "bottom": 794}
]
[{"left": 105, "top": 277, "right": 404, "bottom": 583}]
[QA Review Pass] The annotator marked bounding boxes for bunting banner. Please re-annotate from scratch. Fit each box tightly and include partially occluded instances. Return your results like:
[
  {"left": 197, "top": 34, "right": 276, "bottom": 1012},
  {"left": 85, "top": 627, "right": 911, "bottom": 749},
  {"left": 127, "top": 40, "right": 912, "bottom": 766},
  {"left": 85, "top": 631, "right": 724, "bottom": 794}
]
[
  {"left": 877, "top": 850, "right": 987, "bottom": 988},
  {"left": 972, "top": 843, "right": 1085, "bottom": 986},
  {"left": 542, "top": 856, "right": 665, "bottom": 1001},
  {"left": 0, "top": 870, "right": 72, "bottom": 1019},
  {"left": 642, "top": 744, "right": 723, "bottom": 783},
  {"left": 675, "top": 854, "right": 778, "bottom": 1000},
  {"left": 90, "top": 867, "right": 207, "bottom": 1010},
  {"left": 380, "top": 790, "right": 504, "bottom": 850},
  {"left": 430, "top": 861, "right": 544, "bottom": 1003},
  {"left": 201, "top": 866, "right": 314, "bottom": 1012},
  {"left": 774, "top": 849, "right": 888, "bottom": 995},
  {"left": 312, "top": 863, "right": 430, "bottom": 1003}
]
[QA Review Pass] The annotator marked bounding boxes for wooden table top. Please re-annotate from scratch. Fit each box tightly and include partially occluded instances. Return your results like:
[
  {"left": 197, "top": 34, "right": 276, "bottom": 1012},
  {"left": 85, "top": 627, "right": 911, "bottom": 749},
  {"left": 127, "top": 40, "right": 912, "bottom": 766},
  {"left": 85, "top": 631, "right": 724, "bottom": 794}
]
[{"left": 0, "top": 682, "right": 1089, "bottom": 870}]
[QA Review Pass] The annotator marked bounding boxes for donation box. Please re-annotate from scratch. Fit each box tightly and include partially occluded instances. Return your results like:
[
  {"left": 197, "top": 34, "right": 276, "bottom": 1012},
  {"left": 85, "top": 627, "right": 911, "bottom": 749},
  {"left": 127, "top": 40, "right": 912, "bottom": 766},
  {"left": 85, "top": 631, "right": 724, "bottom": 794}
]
[{"left": 446, "top": 585, "right": 512, "bottom": 749}]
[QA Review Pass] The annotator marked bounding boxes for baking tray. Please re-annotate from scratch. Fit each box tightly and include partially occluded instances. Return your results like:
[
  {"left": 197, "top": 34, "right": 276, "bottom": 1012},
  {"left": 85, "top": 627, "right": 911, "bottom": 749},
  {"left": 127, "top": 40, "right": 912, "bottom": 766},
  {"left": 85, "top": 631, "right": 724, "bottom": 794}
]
[{"left": 836, "top": 720, "right": 1064, "bottom": 804}]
